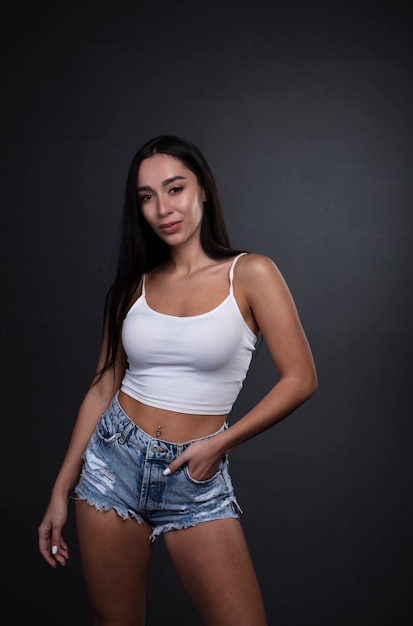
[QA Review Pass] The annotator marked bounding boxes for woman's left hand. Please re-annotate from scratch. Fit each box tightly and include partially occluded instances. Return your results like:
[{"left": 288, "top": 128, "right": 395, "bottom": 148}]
[{"left": 163, "top": 437, "right": 223, "bottom": 481}]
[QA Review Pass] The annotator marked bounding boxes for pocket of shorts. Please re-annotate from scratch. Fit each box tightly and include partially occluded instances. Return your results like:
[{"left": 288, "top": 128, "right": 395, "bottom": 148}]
[
  {"left": 95, "top": 411, "right": 122, "bottom": 444},
  {"left": 183, "top": 457, "right": 225, "bottom": 485}
]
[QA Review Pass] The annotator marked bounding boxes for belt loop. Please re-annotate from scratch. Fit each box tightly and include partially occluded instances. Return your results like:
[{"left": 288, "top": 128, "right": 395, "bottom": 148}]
[{"left": 118, "top": 420, "right": 134, "bottom": 445}]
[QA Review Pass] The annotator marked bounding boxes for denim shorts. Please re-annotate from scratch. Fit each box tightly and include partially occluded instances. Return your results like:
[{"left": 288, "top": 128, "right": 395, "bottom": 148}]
[{"left": 74, "top": 393, "right": 242, "bottom": 541}]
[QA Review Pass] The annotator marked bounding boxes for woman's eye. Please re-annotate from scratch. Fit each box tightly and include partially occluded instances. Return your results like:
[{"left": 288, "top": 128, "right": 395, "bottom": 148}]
[
  {"left": 140, "top": 193, "right": 153, "bottom": 202},
  {"left": 170, "top": 186, "right": 183, "bottom": 194}
]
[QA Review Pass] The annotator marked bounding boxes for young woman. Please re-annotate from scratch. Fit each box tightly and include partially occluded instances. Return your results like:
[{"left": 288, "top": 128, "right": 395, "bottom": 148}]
[{"left": 38, "top": 135, "right": 317, "bottom": 626}]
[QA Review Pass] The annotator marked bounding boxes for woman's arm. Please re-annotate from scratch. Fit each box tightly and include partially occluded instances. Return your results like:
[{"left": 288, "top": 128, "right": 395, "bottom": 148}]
[
  {"left": 219, "top": 252, "right": 317, "bottom": 450},
  {"left": 38, "top": 328, "right": 127, "bottom": 567},
  {"left": 165, "top": 253, "right": 317, "bottom": 478}
]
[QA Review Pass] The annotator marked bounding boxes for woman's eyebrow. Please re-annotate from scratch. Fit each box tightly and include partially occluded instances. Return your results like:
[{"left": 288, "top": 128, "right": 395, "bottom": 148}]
[{"left": 137, "top": 175, "right": 187, "bottom": 192}]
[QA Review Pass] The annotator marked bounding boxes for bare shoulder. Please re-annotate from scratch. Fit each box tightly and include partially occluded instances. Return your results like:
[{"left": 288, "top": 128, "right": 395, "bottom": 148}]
[
  {"left": 235, "top": 252, "right": 287, "bottom": 290},
  {"left": 232, "top": 252, "right": 300, "bottom": 337}
]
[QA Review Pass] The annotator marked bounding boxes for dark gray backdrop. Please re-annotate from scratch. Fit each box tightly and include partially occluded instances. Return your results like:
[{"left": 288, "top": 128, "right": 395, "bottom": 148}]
[{"left": 2, "top": 1, "right": 412, "bottom": 624}]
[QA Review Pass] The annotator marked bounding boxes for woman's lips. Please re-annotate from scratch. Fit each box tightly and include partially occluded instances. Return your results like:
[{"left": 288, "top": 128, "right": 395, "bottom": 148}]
[{"left": 159, "top": 221, "right": 181, "bottom": 234}]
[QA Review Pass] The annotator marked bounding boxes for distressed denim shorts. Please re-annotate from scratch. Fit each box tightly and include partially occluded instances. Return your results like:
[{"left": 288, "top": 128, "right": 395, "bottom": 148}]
[{"left": 74, "top": 393, "right": 242, "bottom": 541}]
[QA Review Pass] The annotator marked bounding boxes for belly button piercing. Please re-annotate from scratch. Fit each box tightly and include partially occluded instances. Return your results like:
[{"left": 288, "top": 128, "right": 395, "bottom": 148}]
[{"left": 156, "top": 425, "right": 162, "bottom": 438}]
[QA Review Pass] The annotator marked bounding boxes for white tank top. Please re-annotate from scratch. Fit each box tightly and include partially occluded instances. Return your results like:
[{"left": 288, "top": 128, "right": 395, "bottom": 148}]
[{"left": 120, "top": 253, "right": 257, "bottom": 415}]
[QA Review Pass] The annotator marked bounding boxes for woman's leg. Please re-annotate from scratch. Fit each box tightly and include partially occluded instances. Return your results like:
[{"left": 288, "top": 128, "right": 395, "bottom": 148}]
[
  {"left": 163, "top": 518, "right": 267, "bottom": 626},
  {"left": 75, "top": 499, "right": 153, "bottom": 626}
]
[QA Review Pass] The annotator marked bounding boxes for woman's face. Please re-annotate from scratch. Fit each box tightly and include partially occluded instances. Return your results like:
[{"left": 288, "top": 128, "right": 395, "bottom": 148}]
[{"left": 137, "top": 153, "right": 206, "bottom": 246}]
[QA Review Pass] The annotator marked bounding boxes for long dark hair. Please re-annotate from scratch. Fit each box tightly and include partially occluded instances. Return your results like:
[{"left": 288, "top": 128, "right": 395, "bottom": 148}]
[{"left": 96, "top": 135, "right": 244, "bottom": 381}]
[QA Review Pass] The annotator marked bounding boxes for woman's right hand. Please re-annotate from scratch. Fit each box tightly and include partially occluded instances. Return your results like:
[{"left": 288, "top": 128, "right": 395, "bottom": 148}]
[{"left": 38, "top": 494, "right": 70, "bottom": 568}]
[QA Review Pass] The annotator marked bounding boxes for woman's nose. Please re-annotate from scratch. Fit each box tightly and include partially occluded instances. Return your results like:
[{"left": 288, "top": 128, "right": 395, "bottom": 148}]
[{"left": 157, "top": 197, "right": 172, "bottom": 215}]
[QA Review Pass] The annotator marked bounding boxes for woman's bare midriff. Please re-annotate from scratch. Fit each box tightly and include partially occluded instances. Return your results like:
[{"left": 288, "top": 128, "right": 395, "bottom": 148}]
[{"left": 118, "top": 390, "right": 227, "bottom": 442}]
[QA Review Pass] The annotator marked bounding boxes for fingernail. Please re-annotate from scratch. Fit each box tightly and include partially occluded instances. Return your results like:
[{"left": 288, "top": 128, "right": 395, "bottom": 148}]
[
  {"left": 52, "top": 545, "right": 58, "bottom": 555},
  {"left": 163, "top": 468, "right": 171, "bottom": 476}
]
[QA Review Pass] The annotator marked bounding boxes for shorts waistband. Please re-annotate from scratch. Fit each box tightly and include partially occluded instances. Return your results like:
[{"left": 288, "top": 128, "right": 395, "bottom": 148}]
[{"left": 110, "top": 392, "right": 227, "bottom": 458}]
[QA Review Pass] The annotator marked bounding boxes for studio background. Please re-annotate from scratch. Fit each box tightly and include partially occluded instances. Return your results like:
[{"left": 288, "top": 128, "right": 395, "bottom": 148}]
[{"left": 1, "top": 1, "right": 412, "bottom": 624}]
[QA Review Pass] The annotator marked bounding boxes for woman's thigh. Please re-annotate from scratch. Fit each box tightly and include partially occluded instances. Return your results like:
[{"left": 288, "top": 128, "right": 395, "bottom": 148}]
[
  {"left": 163, "top": 518, "right": 268, "bottom": 626},
  {"left": 75, "top": 499, "right": 153, "bottom": 626}
]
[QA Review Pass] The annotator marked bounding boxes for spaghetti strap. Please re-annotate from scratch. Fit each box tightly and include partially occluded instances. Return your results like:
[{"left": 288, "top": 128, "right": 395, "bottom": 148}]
[{"left": 229, "top": 253, "right": 247, "bottom": 292}]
